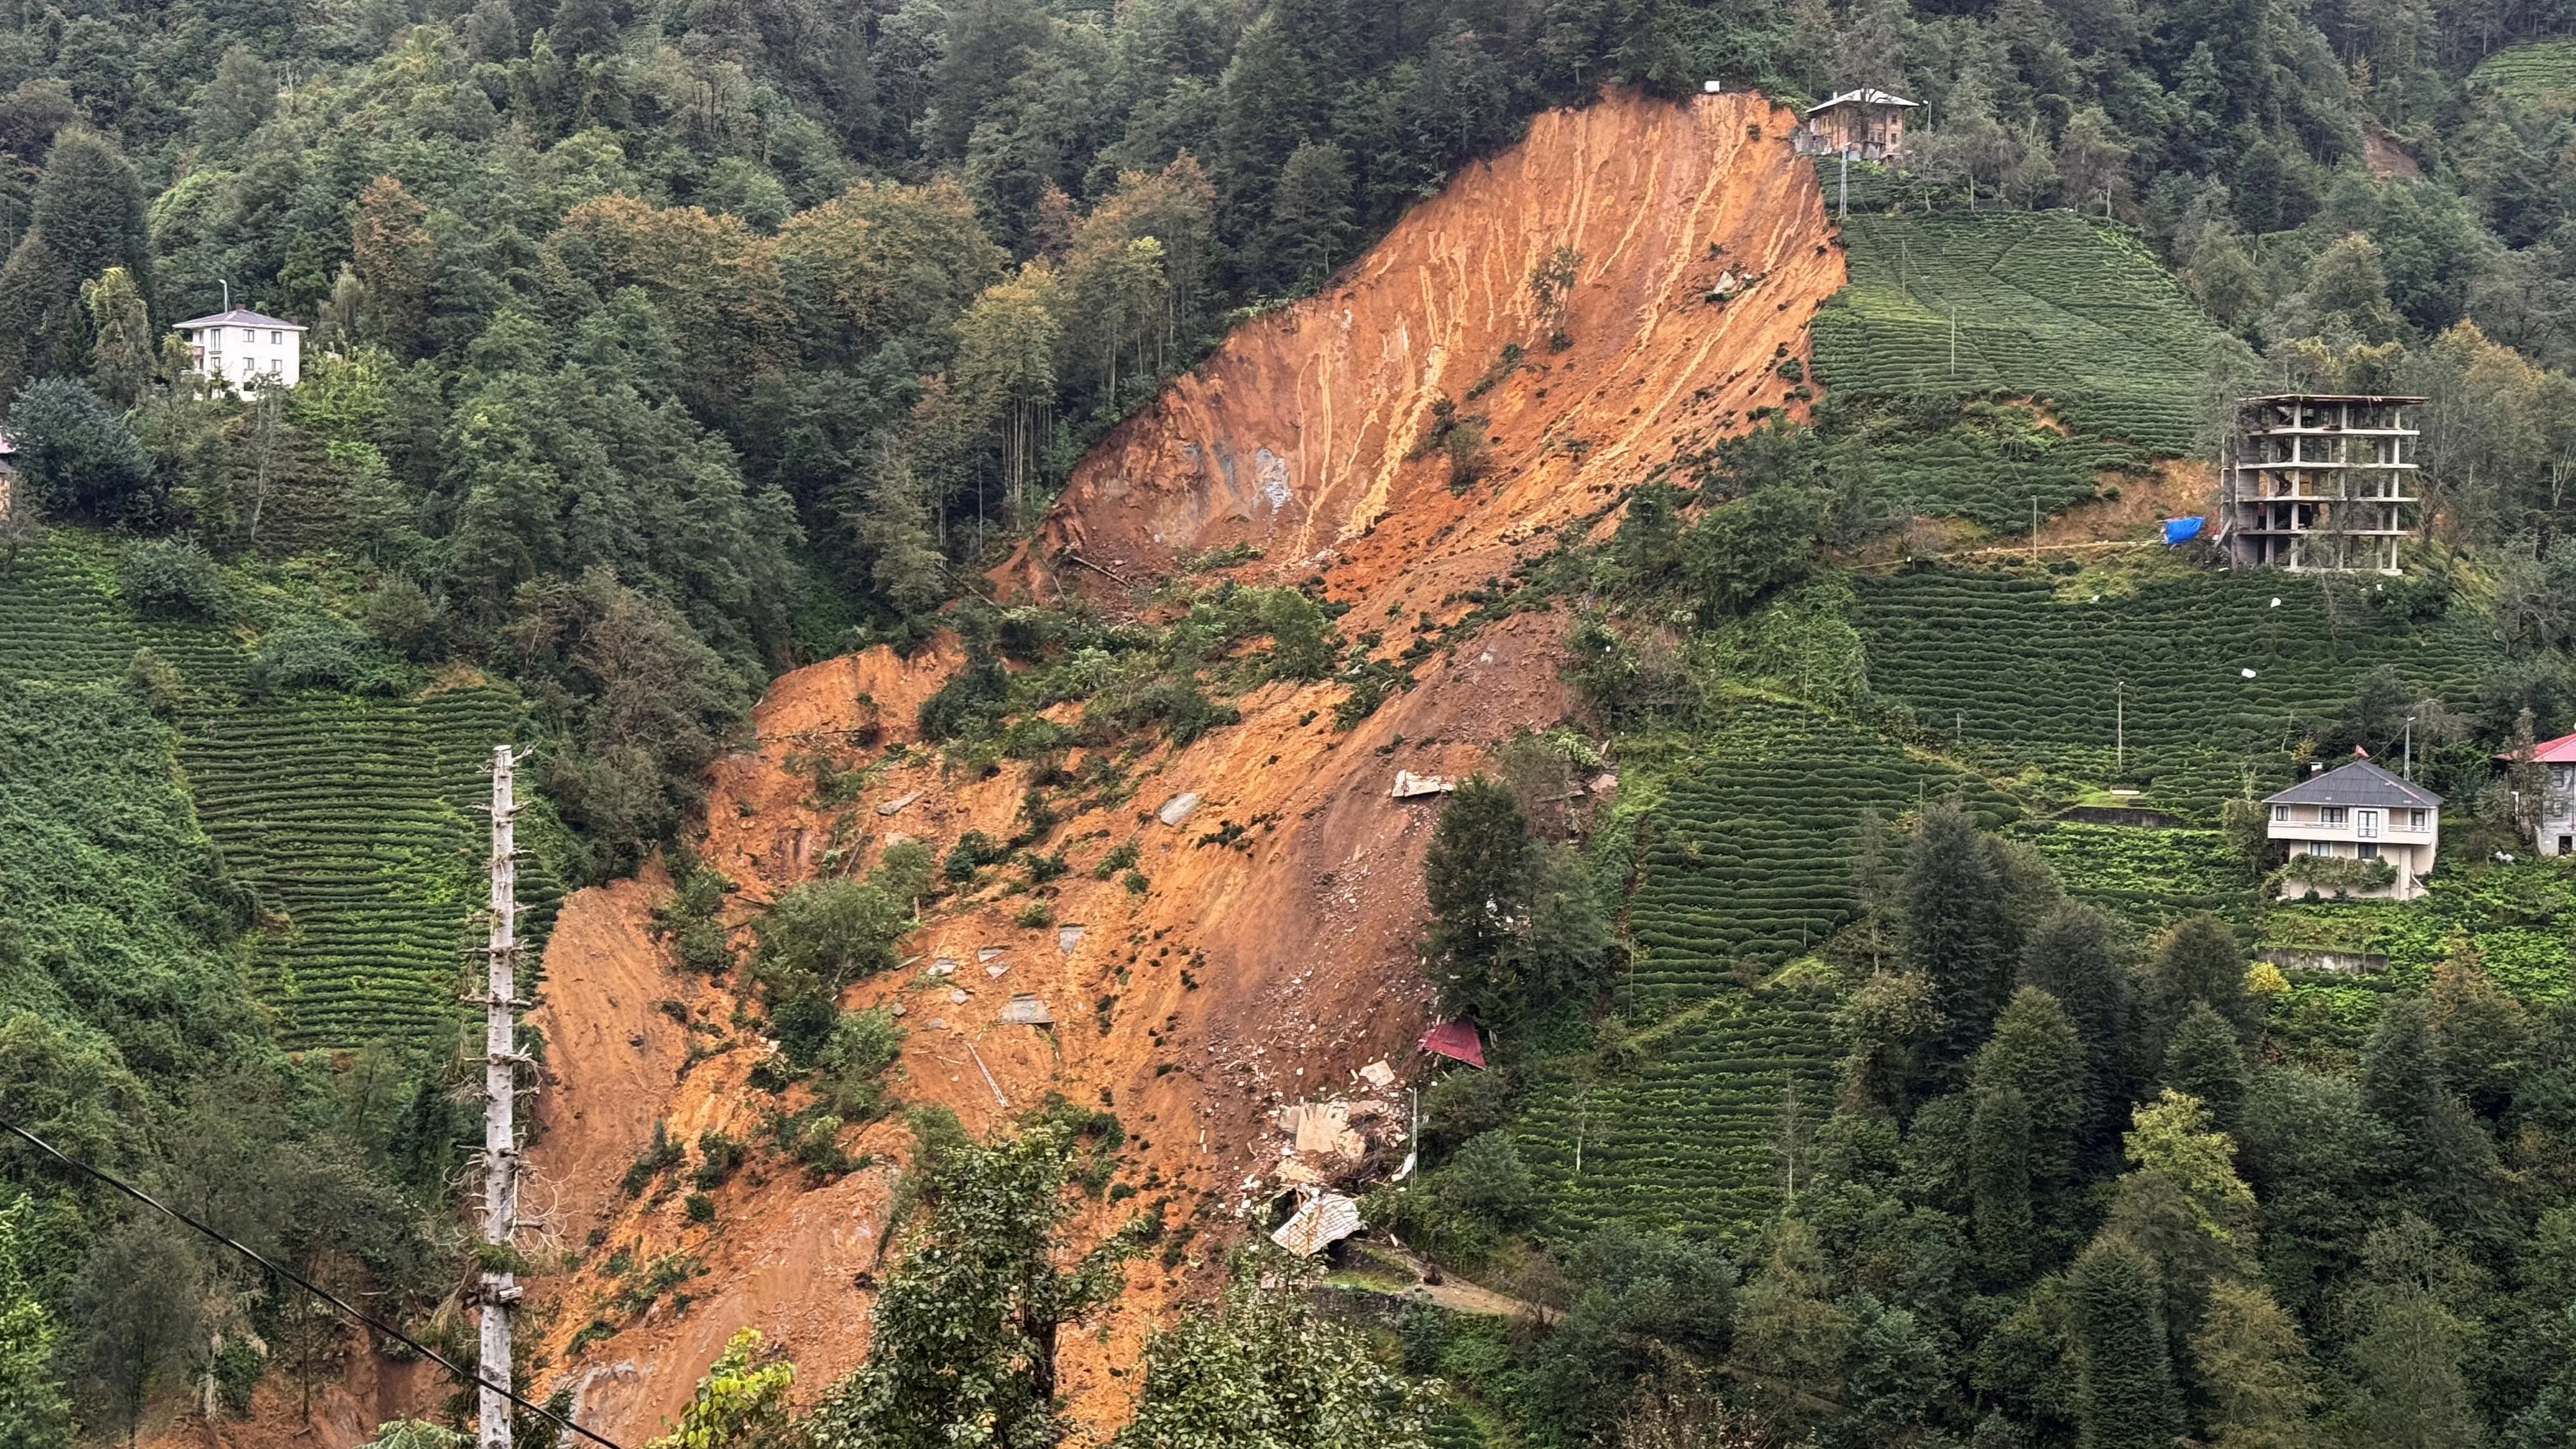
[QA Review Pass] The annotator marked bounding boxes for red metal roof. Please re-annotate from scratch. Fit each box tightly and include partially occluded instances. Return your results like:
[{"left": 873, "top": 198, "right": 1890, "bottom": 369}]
[
  {"left": 2498, "top": 732, "right": 2576, "bottom": 764},
  {"left": 1419, "top": 1020, "right": 1486, "bottom": 1069}
]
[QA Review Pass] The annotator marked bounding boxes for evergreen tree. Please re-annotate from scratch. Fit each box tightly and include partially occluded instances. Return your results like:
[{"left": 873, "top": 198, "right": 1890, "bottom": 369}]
[
  {"left": 194, "top": 47, "right": 275, "bottom": 145},
  {"left": 4, "top": 378, "right": 157, "bottom": 523},
  {"left": 2161, "top": 1002, "right": 2251, "bottom": 1135},
  {"left": 26, "top": 130, "right": 150, "bottom": 298},
  {"left": 351, "top": 176, "right": 434, "bottom": 360},
  {"left": 1905, "top": 801, "right": 2016, "bottom": 1086},
  {"left": 550, "top": 0, "right": 620, "bottom": 56},
  {"left": 1968, "top": 1080, "right": 2035, "bottom": 1282},
  {"left": 77, "top": 266, "right": 151, "bottom": 410},
  {"left": 1422, "top": 779, "right": 1539, "bottom": 1026},
  {"left": 1970, "top": 987, "right": 2085, "bottom": 1268},
  {"left": 2190, "top": 1278, "right": 2317, "bottom": 1449},
  {"left": 2069, "top": 1238, "right": 2184, "bottom": 1449},
  {"left": 2021, "top": 900, "right": 2140, "bottom": 1155},
  {"left": 1264, "top": 141, "right": 1355, "bottom": 291},
  {"left": 1731, "top": 1216, "right": 1853, "bottom": 1433},
  {"left": 2145, "top": 913, "right": 2256, "bottom": 1055},
  {"left": 2360, "top": 998, "right": 2504, "bottom": 1231},
  {"left": 0, "top": 129, "right": 151, "bottom": 395}
]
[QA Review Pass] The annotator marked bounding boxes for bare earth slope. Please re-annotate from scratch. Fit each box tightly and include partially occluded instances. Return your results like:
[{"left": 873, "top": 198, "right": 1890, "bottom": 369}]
[
  {"left": 1019, "top": 87, "right": 1839, "bottom": 604},
  {"left": 520, "top": 87, "right": 1839, "bottom": 1448}
]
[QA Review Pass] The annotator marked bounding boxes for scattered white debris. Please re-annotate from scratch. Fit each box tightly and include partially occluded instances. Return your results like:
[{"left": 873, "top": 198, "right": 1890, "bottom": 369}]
[
  {"left": 1391, "top": 770, "right": 1457, "bottom": 799},
  {"left": 928, "top": 1016, "right": 947, "bottom": 1030},
  {"left": 875, "top": 790, "right": 923, "bottom": 816},
  {"left": 1158, "top": 792, "right": 1202, "bottom": 826},
  {"left": 2241, "top": 668, "right": 2258, "bottom": 678},
  {"left": 1000, "top": 993, "right": 1055, "bottom": 1026},
  {"left": 889, "top": 1003, "right": 908, "bottom": 1018},
  {"left": 986, "top": 963, "right": 1009, "bottom": 979},
  {"left": 1276, "top": 1101, "right": 1368, "bottom": 1160},
  {"left": 1360, "top": 1059, "right": 1397, "bottom": 1089},
  {"left": 977, "top": 946, "right": 1006, "bottom": 963},
  {"left": 2270, "top": 597, "right": 2283, "bottom": 608},
  {"left": 1057, "top": 924, "right": 1085, "bottom": 954},
  {"left": 948, "top": 988, "right": 970, "bottom": 1004},
  {"left": 1271, "top": 1193, "right": 1363, "bottom": 1257},
  {"left": 930, "top": 958, "right": 958, "bottom": 976}
]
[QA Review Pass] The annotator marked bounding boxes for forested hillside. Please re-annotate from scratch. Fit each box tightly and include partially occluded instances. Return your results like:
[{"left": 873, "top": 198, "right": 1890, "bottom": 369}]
[{"left": 10, "top": 0, "right": 2576, "bottom": 1442}]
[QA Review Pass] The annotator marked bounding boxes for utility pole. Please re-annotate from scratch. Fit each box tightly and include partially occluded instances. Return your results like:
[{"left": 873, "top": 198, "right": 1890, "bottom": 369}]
[
  {"left": 2116, "top": 680, "right": 2124, "bottom": 774},
  {"left": 2404, "top": 716, "right": 2414, "bottom": 781},
  {"left": 1838, "top": 147, "right": 1851, "bottom": 220},
  {"left": 477, "top": 745, "right": 524, "bottom": 1449}
]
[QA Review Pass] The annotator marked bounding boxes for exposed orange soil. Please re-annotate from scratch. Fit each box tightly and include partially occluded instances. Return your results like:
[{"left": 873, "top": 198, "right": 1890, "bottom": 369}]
[
  {"left": 1014, "top": 87, "right": 1839, "bottom": 616},
  {"left": 515, "top": 86, "right": 1842, "bottom": 1448}
]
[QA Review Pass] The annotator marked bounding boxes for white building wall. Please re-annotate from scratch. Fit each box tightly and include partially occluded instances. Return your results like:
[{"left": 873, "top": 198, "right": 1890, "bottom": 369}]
[{"left": 183, "top": 324, "right": 302, "bottom": 389}]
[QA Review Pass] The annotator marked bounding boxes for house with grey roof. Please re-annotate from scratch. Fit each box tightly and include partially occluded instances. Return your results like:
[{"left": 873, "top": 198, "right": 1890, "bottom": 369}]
[
  {"left": 2264, "top": 759, "right": 2442, "bottom": 900},
  {"left": 173, "top": 307, "right": 305, "bottom": 391}
]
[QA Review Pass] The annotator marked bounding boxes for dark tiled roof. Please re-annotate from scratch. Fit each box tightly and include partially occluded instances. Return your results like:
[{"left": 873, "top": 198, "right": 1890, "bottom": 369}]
[{"left": 2265, "top": 758, "right": 2442, "bottom": 808}]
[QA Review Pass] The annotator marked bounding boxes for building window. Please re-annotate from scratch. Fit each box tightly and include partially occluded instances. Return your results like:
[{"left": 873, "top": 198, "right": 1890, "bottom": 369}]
[
  {"left": 2271, "top": 804, "right": 2288, "bottom": 822},
  {"left": 2319, "top": 806, "right": 2348, "bottom": 826},
  {"left": 2408, "top": 809, "right": 2428, "bottom": 832},
  {"left": 240, "top": 328, "right": 253, "bottom": 341},
  {"left": 270, "top": 330, "right": 282, "bottom": 345},
  {"left": 2358, "top": 843, "right": 2380, "bottom": 860},
  {"left": 2357, "top": 809, "right": 2382, "bottom": 839},
  {"left": 2308, "top": 840, "right": 2333, "bottom": 856}
]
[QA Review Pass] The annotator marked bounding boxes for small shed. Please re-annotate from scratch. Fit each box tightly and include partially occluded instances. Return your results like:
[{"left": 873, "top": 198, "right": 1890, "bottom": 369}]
[{"left": 1791, "top": 88, "right": 1920, "bottom": 163}]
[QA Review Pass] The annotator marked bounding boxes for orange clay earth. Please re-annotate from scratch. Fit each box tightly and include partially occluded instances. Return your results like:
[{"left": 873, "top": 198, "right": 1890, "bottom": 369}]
[{"left": 501, "top": 84, "right": 1844, "bottom": 1449}]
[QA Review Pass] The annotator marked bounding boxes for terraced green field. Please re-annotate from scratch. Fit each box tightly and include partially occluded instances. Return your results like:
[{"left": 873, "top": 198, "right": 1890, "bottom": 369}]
[
  {"left": 1811, "top": 210, "right": 2222, "bottom": 452},
  {"left": 1513, "top": 992, "right": 1839, "bottom": 1241},
  {"left": 2013, "top": 820, "right": 2259, "bottom": 928},
  {"left": 1, "top": 533, "right": 557, "bottom": 1049},
  {"left": 183, "top": 689, "right": 561, "bottom": 1047},
  {"left": 1622, "top": 697, "right": 2017, "bottom": 1011},
  {"left": 1846, "top": 397, "right": 2148, "bottom": 530},
  {"left": 1509, "top": 698, "right": 2014, "bottom": 1238},
  {"left": 1850, "top": 568, "right": 2497, "bottom": 816},
  {"left": 0, "top": 536, "right": 250, "bottom": 686},
  {"left": 2471, "top": 38, "right": 2576, "bottom": 102}
]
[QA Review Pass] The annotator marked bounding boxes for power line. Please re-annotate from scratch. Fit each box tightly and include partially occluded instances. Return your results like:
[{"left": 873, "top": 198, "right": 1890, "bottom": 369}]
[{"left": 0, "top": 1117, "right": 625, "bottom": 1449}]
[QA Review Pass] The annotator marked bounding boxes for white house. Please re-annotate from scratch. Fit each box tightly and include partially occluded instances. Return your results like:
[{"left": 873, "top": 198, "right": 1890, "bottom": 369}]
[
  {"left": 2264, "top": 759, "right": 2442, "bottom": 901},
  {"left": 173, "top": 308, "right": 305, "bottom": 390},
  {"left": 2497, "top": 730, "right": 2576, "bottom": 856}
]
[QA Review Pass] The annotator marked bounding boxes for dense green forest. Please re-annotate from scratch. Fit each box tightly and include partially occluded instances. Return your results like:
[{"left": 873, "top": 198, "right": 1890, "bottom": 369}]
[{"left": 11, "top": 0, "right": 2576, "bottom": 1440}]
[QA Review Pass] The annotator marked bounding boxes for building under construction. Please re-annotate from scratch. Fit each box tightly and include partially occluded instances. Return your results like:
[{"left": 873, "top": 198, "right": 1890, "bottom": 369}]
[{"left": 2218, "top": 393, "right": 2424, "bottom": 574}]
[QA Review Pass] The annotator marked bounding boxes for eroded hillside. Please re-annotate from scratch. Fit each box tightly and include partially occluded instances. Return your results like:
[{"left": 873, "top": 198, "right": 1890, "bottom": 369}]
[{"left": 520, "top": 87, "right": 1840, "bottom": 1445}]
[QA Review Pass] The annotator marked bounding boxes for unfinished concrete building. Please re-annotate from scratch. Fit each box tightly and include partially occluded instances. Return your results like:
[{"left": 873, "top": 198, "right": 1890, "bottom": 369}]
[{"left": 2219, "top": 394, "right": 2423, "bottom": 573}]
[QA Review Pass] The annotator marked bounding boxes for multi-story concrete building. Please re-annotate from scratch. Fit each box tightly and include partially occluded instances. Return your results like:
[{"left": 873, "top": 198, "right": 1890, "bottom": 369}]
[
  {"left": 2219, "top": 394, "right": 2423, "bottom": 574},
  {"left": 2264, "top": 759, "right": 2442, "bottom": 900}
]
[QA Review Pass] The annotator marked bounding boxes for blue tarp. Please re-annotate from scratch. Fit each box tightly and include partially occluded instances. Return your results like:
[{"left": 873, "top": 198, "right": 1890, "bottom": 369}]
[{"left": 2163, "top": 515, "right": 2205, "bottom": 546}]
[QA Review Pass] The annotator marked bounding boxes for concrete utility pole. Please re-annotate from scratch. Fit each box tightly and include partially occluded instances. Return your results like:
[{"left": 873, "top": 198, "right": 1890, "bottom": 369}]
[{"left": 478, "top": 745, "right": 525, "bottom": 1449}]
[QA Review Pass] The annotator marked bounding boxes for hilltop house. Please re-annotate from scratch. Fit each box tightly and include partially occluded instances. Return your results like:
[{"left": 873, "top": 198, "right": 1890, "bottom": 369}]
[
  {"left": 2264, "top": 759, "right": 2442, "bottom": 901},
  {"left": 1791, "top": 89, "right": 1920, "bottom": 163},
  {"left": 174, "top": 308, "right": 305, "bottom": 390},
  {"left": 2497, "top": 731, "right": 2576, "bottom": 855}
]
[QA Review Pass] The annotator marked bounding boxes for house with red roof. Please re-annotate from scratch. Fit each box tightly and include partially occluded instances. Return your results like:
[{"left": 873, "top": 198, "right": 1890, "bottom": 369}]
[{"left": 2497, "top": 731, "right": 2576, "bottom": 856}]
